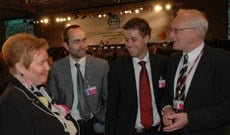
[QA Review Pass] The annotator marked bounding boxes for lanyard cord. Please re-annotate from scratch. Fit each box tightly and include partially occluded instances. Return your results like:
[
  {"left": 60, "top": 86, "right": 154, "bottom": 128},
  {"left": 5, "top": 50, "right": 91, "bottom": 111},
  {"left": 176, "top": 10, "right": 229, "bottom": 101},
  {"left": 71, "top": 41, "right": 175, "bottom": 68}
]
[{"left": 177, "top": 48, "right": 204, "bottom": 94}]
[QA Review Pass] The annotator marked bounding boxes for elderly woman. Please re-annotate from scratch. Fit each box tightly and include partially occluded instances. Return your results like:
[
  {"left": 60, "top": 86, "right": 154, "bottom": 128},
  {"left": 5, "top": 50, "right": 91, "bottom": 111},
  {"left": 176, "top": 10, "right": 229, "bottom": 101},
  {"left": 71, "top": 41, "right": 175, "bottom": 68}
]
[{"left": 0, "top": 33, "right": 78, "bottom": 135}]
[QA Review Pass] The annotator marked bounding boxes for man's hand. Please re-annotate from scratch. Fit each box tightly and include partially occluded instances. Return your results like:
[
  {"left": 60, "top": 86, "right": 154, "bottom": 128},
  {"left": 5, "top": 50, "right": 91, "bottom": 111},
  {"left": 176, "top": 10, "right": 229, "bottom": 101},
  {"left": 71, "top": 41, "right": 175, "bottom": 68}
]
[
  {"left": 162, "top": 106, "right": 175, "bottom": 127},
  {"left": 163, "top": 112, "right": 188, "bottom": 132}
]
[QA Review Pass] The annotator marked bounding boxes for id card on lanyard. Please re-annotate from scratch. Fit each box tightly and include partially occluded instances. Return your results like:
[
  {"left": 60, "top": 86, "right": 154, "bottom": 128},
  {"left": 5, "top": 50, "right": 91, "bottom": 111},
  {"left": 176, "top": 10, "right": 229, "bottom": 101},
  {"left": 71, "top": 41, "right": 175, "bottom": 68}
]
[
  {"left": 173, "top": 100, "right": 184, "bottom": 110},
  {"left": 173, "top": 48, "right": 204, "bottom": 111}
]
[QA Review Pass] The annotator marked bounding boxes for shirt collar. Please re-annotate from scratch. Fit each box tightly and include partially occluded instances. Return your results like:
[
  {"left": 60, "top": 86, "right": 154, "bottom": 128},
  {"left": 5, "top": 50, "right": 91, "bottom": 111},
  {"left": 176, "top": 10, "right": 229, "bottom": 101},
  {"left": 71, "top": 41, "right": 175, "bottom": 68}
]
[
  {"left": 69, "top": 55, "right": 86, "bottom": 67},
  {"left": 185, "top": 42, "right": 204, "bottom": 61},
  {"left": 132, "top": 51, "right": 150, "bottom": 64}
]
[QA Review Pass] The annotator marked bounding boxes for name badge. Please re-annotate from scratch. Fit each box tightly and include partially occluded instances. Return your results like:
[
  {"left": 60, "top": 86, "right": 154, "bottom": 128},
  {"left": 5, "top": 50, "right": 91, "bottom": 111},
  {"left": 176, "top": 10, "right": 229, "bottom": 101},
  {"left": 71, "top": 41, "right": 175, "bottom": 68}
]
[
  {"left": 158, "top": 76, "right": 166, "bottom": 88},
  {"left": 158, "top": 79, "right": 166, "bottom": 88},
  {"left": 84, "top": 86, "right": 97, "bottom": 96},
  {"left": 173, "top": 100, "right": 184, "bottom": 110}
]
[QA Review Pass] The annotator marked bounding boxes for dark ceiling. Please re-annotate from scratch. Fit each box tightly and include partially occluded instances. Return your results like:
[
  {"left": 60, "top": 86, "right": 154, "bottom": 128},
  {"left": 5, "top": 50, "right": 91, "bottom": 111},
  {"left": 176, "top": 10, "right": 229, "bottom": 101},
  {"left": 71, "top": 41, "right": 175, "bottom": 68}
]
[{"left": 0, "top": 0, "right": 149, "bottom": 21}]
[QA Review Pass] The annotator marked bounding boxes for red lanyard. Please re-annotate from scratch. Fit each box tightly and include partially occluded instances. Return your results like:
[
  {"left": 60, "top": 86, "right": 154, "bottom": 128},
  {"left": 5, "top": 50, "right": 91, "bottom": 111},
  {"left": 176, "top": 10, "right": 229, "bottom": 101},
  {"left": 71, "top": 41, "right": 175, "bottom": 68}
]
[
  {"left": 178, "top": 48, "right": 204, "bottom": 93},
  {"left": 186, "top": 48, "right": 204, "bottom": 77}
]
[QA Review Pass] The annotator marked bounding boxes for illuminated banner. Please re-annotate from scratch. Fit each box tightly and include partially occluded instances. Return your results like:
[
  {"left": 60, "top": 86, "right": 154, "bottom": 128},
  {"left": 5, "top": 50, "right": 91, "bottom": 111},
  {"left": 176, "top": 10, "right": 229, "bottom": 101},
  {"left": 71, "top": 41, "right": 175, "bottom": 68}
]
[{"left": 67, "top": 11, "right": 173, "bottom": 45}]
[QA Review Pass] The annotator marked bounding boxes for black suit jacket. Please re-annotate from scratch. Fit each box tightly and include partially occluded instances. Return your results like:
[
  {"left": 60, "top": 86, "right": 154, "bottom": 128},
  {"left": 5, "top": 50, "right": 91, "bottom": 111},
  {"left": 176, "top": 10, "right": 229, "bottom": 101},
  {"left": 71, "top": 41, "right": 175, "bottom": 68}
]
[
  {"left": 162, "top": 45, "right": 230, "bottom": 135},
  {"left": 0, "top": 77, "right": 67, "bottom": 135},
  {"left": 105, "top": 53, "right": 167, "bottom": 135}
]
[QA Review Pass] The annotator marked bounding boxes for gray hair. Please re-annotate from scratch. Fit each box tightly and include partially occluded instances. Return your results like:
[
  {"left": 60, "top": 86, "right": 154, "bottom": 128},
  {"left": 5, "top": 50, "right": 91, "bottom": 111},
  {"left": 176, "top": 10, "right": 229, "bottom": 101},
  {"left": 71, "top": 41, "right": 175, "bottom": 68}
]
[{"left": 176, "top": 9, "right": 208, "bottom": 39}]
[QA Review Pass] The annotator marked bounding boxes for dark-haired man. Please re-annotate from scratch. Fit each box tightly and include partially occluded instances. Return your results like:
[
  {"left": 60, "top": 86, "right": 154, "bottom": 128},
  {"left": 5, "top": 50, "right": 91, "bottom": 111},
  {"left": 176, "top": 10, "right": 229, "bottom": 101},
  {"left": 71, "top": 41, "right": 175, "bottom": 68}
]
[
  {"left": 48, "top": 25, "right": 109, "bottom": 135},
  {"left": 105, "top": 17, "right": 167, "bottom": 135}
]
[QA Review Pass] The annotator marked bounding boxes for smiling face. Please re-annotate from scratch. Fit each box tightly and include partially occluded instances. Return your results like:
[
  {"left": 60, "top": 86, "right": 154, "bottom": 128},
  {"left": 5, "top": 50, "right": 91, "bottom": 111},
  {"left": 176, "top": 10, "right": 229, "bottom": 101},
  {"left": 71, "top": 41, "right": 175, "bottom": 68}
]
[
  {"left": 63, "top": 27, "right": 88, "bottom": 60},
  {"left": 124, "top": 29, "right": 149, "bottom": 60},
  {"left": 2, "top": 33, "right": 50, "bottom": 88},
  {"left": 170, "top": 10, "right": 207, "bottom": 53},
  {"left": 19, "top": 47, "right": 50, "bottom": 87},
  {"left": 170, "top": 15, "right": 198, "bottom": 53}
]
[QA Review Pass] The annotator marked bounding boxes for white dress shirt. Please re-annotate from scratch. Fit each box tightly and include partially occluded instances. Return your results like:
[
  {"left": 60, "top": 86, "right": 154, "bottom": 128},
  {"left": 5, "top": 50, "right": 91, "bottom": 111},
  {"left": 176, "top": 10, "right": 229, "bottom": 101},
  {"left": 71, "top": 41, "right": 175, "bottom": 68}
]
[
  {"left": 132, "top": 52, "right": 161, "bottom": 128},
  {"left": 69, "top": 56, "right": 87, "bottom": 121},
  {"left": 174, "top": 42, "right": 204, "bottom": 99}
]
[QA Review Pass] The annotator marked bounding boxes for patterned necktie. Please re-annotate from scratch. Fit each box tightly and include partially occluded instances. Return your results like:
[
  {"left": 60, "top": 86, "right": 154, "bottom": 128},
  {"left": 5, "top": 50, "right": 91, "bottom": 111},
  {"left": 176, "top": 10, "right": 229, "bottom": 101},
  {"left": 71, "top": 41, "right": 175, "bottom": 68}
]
[
  {"left": 175, "top": 54, "right": 188, "bottom": 101},
  {"left": 75, "top": 63, "right": 91, "bottom": 120},
  {"left": 139, "top": 61, "right": 153, "bottom": 129},
  {"left": 33, "top": 91, "right": 51, "bottom": 109},
  {"left": 33, "top": 89, "right": 78, "bottom": 135}
]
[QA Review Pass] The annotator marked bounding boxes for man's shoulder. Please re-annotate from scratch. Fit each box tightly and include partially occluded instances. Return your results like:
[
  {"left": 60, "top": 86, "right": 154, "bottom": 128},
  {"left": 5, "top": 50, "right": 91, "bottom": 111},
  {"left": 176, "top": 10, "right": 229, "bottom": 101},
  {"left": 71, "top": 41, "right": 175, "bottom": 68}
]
[
  {"left": 149, "top": 53, "right": 168, "bottom": 62},
  {"left": 205, "top": 45, "right": 230, "bottom": 57},
  {"left": 52, "top": 56, "right": 69, "bottom": 66},
  {"left": 110, "top": 55, "right": 132, "bottom": 67},
  {"left": 87, "top": 55, "right": 108, "bottom": 64}
]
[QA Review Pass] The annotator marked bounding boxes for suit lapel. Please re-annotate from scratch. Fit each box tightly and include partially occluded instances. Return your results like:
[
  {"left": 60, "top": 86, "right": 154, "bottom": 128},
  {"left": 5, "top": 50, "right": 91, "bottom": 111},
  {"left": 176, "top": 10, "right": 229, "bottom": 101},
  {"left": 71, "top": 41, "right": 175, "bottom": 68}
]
[
  {"left": 149, "top": 54, "right": 158, "bottom": 91},
  {"left": 123, "top": 56, "right": 137, "bottom": 99},
  {"left": 127, "top": 57, "right": 136, "bottom": 89},
  {"left": 168, "top": 52, "right": 182, "bottom": 99},
  {"left": 149, "top": 54, "right": 162, "bottom": 101},
  {"left": 185, "top": 46, "right": 211, "bottom": 102},
  {"left": 11, "top": 78, "right": 54, "bottom": 115},
  {"left": 63, "top": 57, "right": 74, "bottom": 98},
  {"left": 84, "top": 56, "right": 91, "bottom": 81}
]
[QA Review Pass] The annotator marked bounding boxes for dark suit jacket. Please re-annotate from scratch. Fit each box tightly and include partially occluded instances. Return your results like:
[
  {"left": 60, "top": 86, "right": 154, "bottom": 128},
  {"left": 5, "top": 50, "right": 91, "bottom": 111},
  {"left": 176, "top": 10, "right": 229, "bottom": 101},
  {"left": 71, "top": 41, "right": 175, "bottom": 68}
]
[
  {"left": 162, "top": 45, "right": 230, "bottom": 135},
  {"left": 47, "top": 55, "right": 109, "bottom": 121},
  {"left": 105, "top": 53, "right": 167, "bottom": 135},
  {"left": 0, "top": 77, "right": 67, "bottom": 135}
]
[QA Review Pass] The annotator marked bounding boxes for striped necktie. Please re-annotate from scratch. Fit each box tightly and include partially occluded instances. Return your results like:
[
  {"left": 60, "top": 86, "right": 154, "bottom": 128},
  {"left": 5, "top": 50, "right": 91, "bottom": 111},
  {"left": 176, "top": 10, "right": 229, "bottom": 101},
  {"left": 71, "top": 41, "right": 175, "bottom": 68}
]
[{"left": 175, "top": 54, "right": 188, "bottom": 101}]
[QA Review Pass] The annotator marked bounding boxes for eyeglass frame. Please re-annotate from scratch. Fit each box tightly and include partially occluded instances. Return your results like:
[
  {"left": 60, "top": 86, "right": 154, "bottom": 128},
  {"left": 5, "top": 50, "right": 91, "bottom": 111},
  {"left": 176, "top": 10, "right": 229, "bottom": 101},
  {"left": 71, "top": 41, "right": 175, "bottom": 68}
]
[{"left": 169, "top": 27, "right": 196, "bottom": 34}]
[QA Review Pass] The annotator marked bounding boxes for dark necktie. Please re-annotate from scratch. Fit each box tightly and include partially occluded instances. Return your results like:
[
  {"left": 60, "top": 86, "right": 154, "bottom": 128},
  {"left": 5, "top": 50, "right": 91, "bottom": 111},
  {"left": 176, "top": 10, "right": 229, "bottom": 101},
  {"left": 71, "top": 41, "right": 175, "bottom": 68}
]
[
  {"left": 175, "top": 54, "right": 188, "bottom": 101},
  {"left": 139, "top": 61, "right": 153, "bottom": 129},
  {"left": 75, "top": 63, "right": 91, "bottom": 120}
]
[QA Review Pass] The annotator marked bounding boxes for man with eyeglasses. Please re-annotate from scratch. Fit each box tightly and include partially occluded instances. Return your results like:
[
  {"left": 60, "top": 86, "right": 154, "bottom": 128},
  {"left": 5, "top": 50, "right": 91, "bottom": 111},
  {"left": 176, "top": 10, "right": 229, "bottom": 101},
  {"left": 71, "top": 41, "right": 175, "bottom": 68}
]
[
  {"left": 161, "top": 9, "right": 230, "bottom": 135},
  {"left": 47, "top": 25, "right": 109, "bottom": 135}
]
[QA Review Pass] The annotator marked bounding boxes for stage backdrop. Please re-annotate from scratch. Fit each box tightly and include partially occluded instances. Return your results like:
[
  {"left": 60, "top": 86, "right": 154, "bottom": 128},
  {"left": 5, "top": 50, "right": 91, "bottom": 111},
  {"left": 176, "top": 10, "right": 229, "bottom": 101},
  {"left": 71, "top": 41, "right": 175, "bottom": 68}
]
[{"left": 67, "top": 10, "right": 173, "bottom": 45}]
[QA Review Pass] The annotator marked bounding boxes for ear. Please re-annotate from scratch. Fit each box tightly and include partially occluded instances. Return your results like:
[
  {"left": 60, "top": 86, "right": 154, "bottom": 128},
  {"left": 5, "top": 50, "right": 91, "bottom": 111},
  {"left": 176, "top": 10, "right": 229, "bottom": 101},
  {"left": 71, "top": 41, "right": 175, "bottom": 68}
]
[
  {"left": 144, "top": 35, "right": 150, "bottom": 44},
  {"left": 191, "top": 28, "right": 200, "bottom": 39},
  {"left": 15, "top": 62, "right": 26, "bottom": 75},
  {"left": 63, "top": 42, "right": 70, "bottom": 51}
]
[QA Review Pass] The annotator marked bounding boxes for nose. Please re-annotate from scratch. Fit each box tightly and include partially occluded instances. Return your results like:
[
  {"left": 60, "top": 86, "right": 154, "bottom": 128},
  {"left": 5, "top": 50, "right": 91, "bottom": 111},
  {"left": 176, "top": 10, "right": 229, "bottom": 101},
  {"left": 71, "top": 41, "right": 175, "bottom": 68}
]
[
  {"left": 79, "top": 40, "right": 87, "bottom": 48},
  {"left": 45, "top": 61, "right": 50, "bottom": 71},
  {"left": 125, "top": 40, "right": 132, "bottom": 48},
  {"left": 170, "top": 30, "right": 176, "bottom": 39}
]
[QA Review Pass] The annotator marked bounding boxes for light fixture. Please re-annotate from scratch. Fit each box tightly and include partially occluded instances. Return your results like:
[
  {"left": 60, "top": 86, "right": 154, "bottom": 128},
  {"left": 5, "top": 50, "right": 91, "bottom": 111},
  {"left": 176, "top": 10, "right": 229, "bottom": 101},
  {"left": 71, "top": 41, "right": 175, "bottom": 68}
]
[
  {"left": 154, "top": 5, "right": 163, "bottom": 12},
  {"left": 165, "top": 4, "right": 171, "bottom": 10}
]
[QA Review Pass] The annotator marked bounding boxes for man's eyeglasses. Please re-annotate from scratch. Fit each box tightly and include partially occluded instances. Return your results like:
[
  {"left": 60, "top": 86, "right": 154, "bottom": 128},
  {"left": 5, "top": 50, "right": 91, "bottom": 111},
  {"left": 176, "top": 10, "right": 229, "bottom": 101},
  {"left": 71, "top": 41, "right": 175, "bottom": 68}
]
[{"left": 169, "top": 27, "right": 196, "bottom": 34}]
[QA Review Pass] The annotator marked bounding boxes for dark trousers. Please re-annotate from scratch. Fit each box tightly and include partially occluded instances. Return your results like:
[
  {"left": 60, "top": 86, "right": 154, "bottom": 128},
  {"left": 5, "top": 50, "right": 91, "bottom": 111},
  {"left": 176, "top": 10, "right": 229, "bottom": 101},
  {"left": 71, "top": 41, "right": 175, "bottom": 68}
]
[{"left": 77, "top": 118, "right": 104, "bottom": 135}]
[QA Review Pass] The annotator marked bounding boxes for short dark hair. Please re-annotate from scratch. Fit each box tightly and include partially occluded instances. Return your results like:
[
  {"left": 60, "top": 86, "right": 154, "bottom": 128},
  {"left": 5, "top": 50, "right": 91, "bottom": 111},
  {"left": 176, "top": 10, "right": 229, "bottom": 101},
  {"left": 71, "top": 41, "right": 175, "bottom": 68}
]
[
  {"left": 123, "top": 17, "right": 152, "bottom": 37},
  {"left": 62, "top": 24, "right": 80, "bottom": 43}
]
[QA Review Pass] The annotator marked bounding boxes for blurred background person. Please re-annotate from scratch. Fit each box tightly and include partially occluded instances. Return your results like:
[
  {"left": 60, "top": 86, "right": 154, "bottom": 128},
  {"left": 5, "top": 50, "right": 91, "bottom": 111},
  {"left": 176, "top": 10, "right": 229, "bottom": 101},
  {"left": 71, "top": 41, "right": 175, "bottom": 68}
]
[
  {"left": 0, "top": 33, "right": 79, "bottom": 135},
  {"left": 47, "top": 47, "right": 67, "bottom": 65}
]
